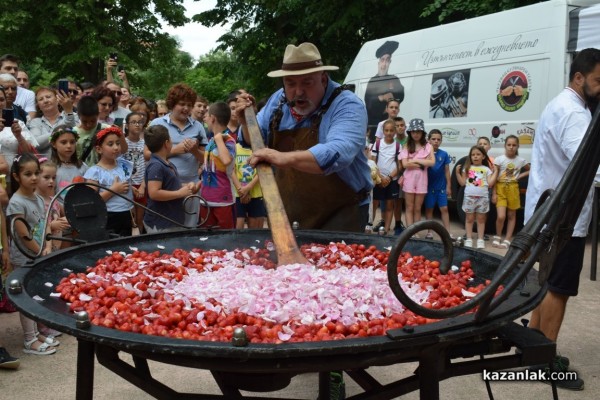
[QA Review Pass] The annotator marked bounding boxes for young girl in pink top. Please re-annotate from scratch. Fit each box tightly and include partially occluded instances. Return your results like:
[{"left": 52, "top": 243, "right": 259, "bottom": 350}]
[{"left": 400, "top": 118, "right": 435, "bottom": 229}]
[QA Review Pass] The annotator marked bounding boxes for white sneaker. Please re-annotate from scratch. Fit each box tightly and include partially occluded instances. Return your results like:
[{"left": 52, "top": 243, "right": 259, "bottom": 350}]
[
  {"left": 477, "top": 239, "right": 485, "bottom": 249},
  {"left": 464, "top": 238, "right": 473, "bottom": 247}
]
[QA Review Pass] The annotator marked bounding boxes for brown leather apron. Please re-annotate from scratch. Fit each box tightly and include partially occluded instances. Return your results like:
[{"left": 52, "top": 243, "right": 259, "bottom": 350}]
[{"left": 268, "top": 87, "right": 363, "bottom": 232}]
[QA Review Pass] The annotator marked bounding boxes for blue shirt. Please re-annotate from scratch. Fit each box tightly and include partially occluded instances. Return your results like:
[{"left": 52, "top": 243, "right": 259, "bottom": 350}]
[
  {"left": 150, "top": 114, "right": 208, "bottom": 178},
  {"left": 427, "top": 148, "right": 451, "bottom": 191},
  {"left": 252, "top": 78, "right": 373, "bottom": 195},
  {"left": 144, "top": 154, "right": 185, "bottom": 229}
]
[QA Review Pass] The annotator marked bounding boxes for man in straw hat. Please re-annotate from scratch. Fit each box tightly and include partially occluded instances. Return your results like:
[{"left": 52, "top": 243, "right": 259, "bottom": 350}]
[
  {"left": 236, "top": 42, "right": 373, "bottom": 234},
  {"left": 364, "top": 40, "right": 404, "bottom": 141}
]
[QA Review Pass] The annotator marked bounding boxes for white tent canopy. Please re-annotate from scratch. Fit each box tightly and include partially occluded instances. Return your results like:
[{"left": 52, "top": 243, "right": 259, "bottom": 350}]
[{"left": 569, "top": 2, "right": 600, "bottom": 51}]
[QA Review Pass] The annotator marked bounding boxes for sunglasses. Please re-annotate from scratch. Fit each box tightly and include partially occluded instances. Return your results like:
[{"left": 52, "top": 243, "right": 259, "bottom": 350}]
[
  {"left": 111, "top": 91, "right": 122, "bottom": 97},
  {"left": 128, "top": 121, "right": 144, "bottom": 126},
  {"left": 387, "top": 98, "right": 401, "bottom": 103},
  {"left": 68, "top": 89, "right": 78, "bottom": 94}
]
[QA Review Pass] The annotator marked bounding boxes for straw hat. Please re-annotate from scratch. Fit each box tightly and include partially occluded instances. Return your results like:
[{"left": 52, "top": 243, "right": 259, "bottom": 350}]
[{"left": 267, "top": 43, "right": 339, "bottom": 78}]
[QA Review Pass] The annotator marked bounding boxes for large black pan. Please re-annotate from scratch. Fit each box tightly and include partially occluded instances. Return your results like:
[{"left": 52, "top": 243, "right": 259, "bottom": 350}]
[{"left": 7, "top": 229, "right": 542, "bottom": 374}]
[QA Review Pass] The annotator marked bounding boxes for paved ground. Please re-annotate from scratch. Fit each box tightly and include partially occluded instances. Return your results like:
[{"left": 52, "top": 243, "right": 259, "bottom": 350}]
[{"left": 0, "top": 220, "right": 598, "bottom": 399}]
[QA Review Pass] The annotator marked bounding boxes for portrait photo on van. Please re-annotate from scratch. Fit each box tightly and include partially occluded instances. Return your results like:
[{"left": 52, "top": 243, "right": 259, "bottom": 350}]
[
  {"left": 364, "top": 40, "right": 405, "bottom": 133},
  {"left": 430, "top": 69, "right": 470, "bottom": 119}
]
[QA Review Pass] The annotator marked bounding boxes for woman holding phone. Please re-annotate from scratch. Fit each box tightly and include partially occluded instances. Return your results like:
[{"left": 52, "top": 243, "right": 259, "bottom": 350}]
[
  {"left": 0, "top": 86, "right": 36, "bottom": 185},
  {"left": 27, "top": 86, "right": 78, "bottom": 157}
]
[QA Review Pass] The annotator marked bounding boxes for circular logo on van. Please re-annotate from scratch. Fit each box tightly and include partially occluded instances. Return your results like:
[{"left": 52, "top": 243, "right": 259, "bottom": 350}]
[{"left": 497, "top": 67, "right": 531, "bottom": 112}]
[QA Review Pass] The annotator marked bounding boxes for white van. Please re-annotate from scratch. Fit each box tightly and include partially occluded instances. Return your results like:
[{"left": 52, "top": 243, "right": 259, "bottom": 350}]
[{"left": 344, "top": 0, "right": 600, "bottom": 222}]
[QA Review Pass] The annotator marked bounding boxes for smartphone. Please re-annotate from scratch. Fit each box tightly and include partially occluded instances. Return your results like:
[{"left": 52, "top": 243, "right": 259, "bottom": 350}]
[
  {"left": 117, "top": 64, "right": 125, "bottom": 72},
  {"left": 109, "top": 52, "right": 118, "bottom": 61},
  {"left": 58, "top": 79, "right": 69, "bottom": 94},
  {"left": 2, "top": 108, "right": 14, "bottom": 126}
]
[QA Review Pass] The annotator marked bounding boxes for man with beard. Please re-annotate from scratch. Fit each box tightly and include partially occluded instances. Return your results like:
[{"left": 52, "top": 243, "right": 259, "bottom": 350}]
[
  {"left": 236, "top": 40, "right": 372, "bottom": 400},
  {"left": 236, "top": 42, "right": 372, "bottom": 235},
  {"left": 363, "top": 41, "right": 404, "bottom": 141},
  {"left": 524, "top": 48, "right": 600, "bottom": 391}
]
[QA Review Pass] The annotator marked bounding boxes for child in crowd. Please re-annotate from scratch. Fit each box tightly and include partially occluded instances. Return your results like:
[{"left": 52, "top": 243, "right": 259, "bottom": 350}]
[
  {"left": 0, "top": 187, "right": 19, "bottom": 367},
  {"left": 374, "top": 99, "right": 400, "bottom": 140},
  {"left": 7, "top": 153, "right": 58, "bottom": 355},
  {"left": 492, "top": 135, "right": 530, "bottom": 248},
  {"left": 84, "top": 126, "right": 134, "bottom": 237},
  {"left": 36, "top": 159, "right": 69, "bottom": 251},
  {"left": 50, "top": 125, "right": 88, "bottom": 200},
  {"left": 455, "top": 145, "right": 498, "bottom": 248},
  {"left": 143, "top": 125, "right": 196, "bottom": 233},
  {"left": 477, "top": 136, "right": 495, "bottom": 167},
  {"left": 370, "top": 119, "right": 401, "bottom": 234},
  {"left": 123, "top": 112, "right": 147, "bottom": 233},
  {"left": 199, "top": 102, "right": 236, "bottom": 229},
  {"left": 35, "top": 159, "right": 69, "bottom": 337},
  {"left": 75, "top": 97, "right": 127, "bottom": 166},
  {"left": 400, "top": 118, "right": 434, "bottom": 230},
  {"left": 392, "top": 116, "right": 407, "bottom": 234},
  {"left": 370, "top": 101, "right": 401, "bottom": 232},
  {"left": 424, "top": 129, "right": 452, "bottom": 239},
  {"left": 231, "top": 140, "right": 266, "bottom": 229}
]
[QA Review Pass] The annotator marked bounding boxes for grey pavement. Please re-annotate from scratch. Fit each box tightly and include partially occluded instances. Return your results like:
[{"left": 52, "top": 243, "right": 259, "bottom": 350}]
[{"left": 0, "top": 220, "right": 599, "bottom": 399}]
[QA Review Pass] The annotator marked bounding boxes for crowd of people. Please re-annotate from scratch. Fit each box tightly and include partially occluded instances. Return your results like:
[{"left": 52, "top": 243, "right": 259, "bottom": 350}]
[{"left": 0, "top": 44, "right": 598, "bottom": 397}]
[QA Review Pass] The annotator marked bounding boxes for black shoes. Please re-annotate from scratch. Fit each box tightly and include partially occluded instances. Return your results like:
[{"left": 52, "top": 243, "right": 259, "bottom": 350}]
[{"left": 0, "top": 347, "right": 19, "bottom": 369}]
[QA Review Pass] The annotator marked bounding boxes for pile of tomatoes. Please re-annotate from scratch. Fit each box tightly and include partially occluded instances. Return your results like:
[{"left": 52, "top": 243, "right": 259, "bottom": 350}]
[{"left": 54, "top": 242, "right": 500, "bottom": 343}]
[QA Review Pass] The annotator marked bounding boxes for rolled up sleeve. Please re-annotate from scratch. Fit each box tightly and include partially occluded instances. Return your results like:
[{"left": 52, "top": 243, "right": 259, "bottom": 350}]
[{"left": 309, "top": 96, "right": 367, "bottom": 174}]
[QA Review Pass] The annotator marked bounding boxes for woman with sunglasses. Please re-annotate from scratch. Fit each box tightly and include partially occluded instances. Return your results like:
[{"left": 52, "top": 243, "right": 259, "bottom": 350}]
[
  {"left": 91, "top": 86, "right": 117, "bottom": 125},
  {"left": 28, "top": 86, "right": 78, "bottom": 157}
]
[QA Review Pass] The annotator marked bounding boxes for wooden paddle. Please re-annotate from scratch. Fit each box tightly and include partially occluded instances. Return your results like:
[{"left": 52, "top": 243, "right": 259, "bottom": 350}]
[{"left": 244, "top": 107, "right": 308, "bottom": 266}]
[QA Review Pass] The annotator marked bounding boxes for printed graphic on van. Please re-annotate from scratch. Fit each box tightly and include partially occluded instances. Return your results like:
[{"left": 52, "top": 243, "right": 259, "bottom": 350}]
[
  {"left": 430, "top": 69, "right": 470, "bottom": 119},
  {"left": 517, "top": 124, "right": 535, "bottom": 144},
  {"left": 441, "top": 127, "right": 461, "bottom": 142},
  {"left": 364, "top": 40, "right": 405, "bottom": 131},
  {"left": 497, "top": 66, "right": 531, "bottom": 112}
]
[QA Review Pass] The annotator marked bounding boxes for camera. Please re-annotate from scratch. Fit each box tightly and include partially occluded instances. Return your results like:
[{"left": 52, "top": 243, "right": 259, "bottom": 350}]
[
  {"left": 58, "top": 79, "right": 69, "bottom": 94},
  {"left": 109, "top": 52, "right": 118, "bottom": 61},
  {"left": 2, "top": 108, "right": 14, "bottom": 126}
]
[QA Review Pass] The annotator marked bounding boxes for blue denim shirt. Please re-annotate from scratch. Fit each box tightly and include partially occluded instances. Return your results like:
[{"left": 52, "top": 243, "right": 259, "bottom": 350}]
[{"left": 253, "top": 78, "right": 373, "bottom": 195}]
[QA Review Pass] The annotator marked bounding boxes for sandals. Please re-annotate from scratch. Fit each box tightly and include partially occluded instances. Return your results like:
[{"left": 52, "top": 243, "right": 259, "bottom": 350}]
[
  {"left": 492, "top": 236, "right": 502, "bottom": 247},
  {"left": 37, "top": 334, "right": 60, "bottom": 347},
  {"left": 23, "top": 338, "right": 56, "bottom": 356},
  {"left": 499, "top": 240, "right": 511, "bottom": 249}
]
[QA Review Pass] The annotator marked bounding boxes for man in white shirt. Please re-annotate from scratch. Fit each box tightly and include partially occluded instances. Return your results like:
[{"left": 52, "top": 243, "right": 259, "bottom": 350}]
[
  {"left": 0, "top": 54, "right": 36, "bottom": 120},
  {"left": 524, "top": 48, "right": 600, "bottom": 390}
]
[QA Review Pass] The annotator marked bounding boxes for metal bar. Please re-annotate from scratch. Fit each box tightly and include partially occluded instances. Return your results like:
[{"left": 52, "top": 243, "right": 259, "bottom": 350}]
[
  {"left": 345, "top": 369, "right": 383, "bottom": 391},
  {"left": 317, "top": 372, "right": 331, "bottom": 400},
  {"left": 419, "top": 345, "right": 443, "bottom": 400},
  {"left": 75, "top": 339, "right": 95, "bottom": 400},
  {"left": 591, "top": 185, "right": 599, "bottom": 281}
]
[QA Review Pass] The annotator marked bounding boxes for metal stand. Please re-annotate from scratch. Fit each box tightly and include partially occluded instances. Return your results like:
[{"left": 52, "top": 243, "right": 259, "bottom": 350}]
[{"left": 72, "top": 322, "right": 556, "bottom": 400}]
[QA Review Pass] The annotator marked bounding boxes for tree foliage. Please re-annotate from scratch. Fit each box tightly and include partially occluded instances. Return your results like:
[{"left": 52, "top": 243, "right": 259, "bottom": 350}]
[
  {"left": 185, "top": 50, "right": 251, "bottom": 103},
  {"left": 0, "top": 0, "right": 188, "bottom": 84},
  {"left": 421, "top": 0, "right": 542, "bottom": 22},
  {"left": 193, "top": 0, "right": 439, "bottom": 99}
]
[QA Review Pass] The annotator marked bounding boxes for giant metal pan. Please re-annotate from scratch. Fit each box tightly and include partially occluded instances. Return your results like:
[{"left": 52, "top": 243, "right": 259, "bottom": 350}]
[{"left": 8, "top": 229, "right": 543, "bottom": 374}]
